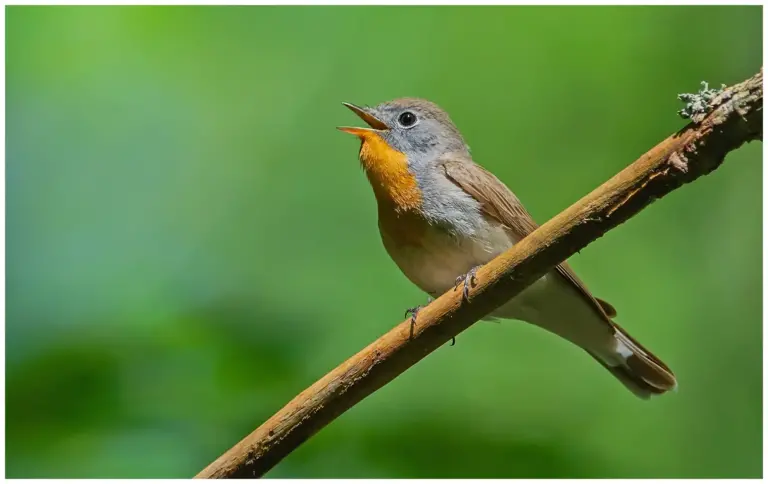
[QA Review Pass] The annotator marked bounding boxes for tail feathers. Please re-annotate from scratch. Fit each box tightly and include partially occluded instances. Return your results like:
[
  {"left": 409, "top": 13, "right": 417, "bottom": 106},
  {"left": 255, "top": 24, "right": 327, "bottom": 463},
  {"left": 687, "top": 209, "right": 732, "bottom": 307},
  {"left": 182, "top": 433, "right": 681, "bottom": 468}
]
[{"left": 592, "top": 325, "right": 677, "bottom": 399}]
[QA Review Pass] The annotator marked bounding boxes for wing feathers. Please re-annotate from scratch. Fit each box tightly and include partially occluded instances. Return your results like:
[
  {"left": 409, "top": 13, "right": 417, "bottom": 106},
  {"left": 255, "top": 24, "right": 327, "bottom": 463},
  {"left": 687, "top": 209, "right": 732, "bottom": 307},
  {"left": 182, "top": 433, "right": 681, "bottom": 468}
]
[{"left": 441, "top": 155, "right": 614, "bottom": 324}]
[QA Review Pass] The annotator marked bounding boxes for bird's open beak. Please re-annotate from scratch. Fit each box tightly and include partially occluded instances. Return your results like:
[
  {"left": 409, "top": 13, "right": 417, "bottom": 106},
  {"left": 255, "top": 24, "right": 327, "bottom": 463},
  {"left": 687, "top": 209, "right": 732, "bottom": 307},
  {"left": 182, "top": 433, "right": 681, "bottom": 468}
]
[{"left": 337, "top": 102, "right": 390, "bottom": 137}]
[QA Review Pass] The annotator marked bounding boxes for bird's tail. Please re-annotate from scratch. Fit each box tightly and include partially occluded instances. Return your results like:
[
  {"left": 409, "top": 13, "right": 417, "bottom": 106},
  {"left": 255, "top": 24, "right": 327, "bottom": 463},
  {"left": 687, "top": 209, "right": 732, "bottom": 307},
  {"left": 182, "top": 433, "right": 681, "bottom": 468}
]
[{"left": 590, "top": 324, "right": 677, "bottom": 399}]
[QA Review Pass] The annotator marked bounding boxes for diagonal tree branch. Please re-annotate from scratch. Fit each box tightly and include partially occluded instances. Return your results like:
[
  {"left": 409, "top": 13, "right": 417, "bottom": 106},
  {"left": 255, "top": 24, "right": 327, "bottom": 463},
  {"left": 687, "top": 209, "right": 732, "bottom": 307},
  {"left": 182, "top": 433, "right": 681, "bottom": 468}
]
[{"left": 196, "top": 69, "right": 762, "bottom": 479}]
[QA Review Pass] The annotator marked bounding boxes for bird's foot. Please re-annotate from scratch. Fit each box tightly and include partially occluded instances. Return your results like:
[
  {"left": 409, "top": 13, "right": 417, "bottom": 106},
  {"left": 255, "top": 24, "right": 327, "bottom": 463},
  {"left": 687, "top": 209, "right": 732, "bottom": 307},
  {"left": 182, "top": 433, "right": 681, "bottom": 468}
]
[
  {"left": 404, "top": 297, "right": 434, "bottom": 325},
  {"left": 405, "top": 297, "right": 456, "bottom": 345},
  {"left": 454, "top": 266, "right": 480, "bottom": 302},
  {"left": 404, "top": 305, "right": 421, "bottom": 325}
]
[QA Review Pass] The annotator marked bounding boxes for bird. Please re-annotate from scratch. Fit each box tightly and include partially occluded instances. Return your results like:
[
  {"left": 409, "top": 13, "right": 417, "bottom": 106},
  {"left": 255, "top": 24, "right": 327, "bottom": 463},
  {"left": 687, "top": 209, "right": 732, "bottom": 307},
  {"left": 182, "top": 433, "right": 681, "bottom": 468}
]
[{"left": 338, "top": 98, "right": 676, "bottom": 399}]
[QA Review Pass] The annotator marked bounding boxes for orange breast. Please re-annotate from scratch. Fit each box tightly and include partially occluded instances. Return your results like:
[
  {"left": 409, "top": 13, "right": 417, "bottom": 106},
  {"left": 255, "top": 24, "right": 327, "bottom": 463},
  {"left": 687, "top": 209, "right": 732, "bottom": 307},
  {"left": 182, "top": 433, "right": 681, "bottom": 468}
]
[
  {"left": 358, "top": 133, "right": 429, "bottom": 247},
  {"left": 358, "top": 133, "right": 422, "bottom": 212}
]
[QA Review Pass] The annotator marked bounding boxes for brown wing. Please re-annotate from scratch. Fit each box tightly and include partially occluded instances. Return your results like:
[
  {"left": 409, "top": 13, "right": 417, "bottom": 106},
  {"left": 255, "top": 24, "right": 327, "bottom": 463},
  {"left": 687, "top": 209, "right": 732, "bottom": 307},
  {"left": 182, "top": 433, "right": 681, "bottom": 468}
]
[{"left": 441, "top": 155, "right": 617, "bottom": 322}]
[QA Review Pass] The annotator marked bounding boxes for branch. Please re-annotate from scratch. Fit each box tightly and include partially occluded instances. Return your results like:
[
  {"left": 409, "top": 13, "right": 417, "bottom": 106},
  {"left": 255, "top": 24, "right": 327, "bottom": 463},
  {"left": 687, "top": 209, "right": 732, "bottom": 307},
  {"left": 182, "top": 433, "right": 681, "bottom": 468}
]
[{"left": 196, "top": 69, "right": 762, "bottom": 478}]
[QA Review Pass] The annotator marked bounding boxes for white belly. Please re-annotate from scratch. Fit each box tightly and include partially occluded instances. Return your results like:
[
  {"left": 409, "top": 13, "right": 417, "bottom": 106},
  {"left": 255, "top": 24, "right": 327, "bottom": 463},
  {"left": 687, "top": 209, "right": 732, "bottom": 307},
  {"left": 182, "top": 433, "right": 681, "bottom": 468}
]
[
  {"left": 381, "top": 218, "right": 517, "bottom": 297},
  {"left": 380, "top": 215, "right": 618, "bottom": 360}
]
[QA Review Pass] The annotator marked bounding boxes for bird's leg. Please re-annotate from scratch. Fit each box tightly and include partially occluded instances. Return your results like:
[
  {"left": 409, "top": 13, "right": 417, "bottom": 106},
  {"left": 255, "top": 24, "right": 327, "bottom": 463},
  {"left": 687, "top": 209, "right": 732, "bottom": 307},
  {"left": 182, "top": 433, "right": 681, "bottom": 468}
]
[
  {"left": 404, "top": 297, "right": 434, "bottom": 326},
  {"left": 454, "top": 265, "right": 480, "bottom": 302},
  {"left": 405, "top": 297, "right": 457, "bottom": 344},
  {"left": 404, "top": 297, "right": 456, "bottom": 346}
]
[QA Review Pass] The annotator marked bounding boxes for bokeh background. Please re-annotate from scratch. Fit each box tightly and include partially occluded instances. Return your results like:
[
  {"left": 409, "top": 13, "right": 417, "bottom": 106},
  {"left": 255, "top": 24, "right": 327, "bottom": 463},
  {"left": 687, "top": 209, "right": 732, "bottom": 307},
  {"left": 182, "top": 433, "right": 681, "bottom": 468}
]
[{"left": 6, "top": 5, "right": 762, "bottom": 478}]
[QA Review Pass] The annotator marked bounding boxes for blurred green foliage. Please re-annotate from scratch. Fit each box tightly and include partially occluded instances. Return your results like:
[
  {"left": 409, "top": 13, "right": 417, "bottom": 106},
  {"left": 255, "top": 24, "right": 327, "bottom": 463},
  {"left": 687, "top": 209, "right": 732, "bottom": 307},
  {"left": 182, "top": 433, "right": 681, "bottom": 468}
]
[{"left": 6, "top": 5, "right": 762, "bottom": 478}]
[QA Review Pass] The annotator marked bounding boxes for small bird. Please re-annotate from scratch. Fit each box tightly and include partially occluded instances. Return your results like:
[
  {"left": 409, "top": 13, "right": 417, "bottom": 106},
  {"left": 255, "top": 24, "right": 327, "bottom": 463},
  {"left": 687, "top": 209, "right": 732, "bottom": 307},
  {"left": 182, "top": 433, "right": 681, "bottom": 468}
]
[{"left": 338, "top": 98, "right": 676, "bottom": 399}]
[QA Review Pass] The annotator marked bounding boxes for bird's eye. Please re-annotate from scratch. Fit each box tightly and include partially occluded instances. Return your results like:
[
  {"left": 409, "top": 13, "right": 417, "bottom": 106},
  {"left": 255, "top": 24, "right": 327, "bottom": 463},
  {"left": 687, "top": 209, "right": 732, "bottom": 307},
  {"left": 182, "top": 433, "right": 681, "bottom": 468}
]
[{"left": 397, "top": 111, "right": 417, "bottom": 128}]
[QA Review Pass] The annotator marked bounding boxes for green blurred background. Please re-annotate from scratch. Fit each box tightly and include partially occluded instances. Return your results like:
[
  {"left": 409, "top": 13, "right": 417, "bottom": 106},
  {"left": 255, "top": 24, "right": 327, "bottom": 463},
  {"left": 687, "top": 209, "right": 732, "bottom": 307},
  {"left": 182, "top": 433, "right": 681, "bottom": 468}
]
[{"left": 6, "top": 5, "right": 762, "bottom": 478}]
